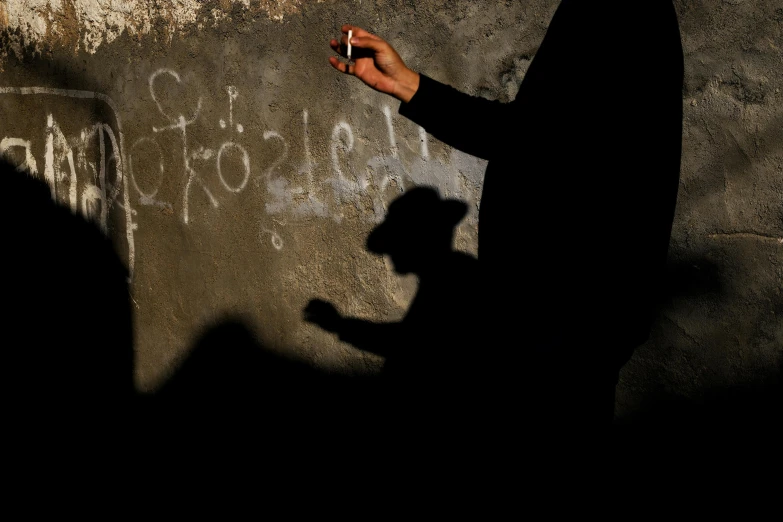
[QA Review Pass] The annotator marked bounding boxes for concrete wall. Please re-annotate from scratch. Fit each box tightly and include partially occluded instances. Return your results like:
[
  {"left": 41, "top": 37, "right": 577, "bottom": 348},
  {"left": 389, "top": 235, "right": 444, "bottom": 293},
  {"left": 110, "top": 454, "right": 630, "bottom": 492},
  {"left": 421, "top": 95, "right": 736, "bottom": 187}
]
[{"left": 0, "top": 0, "right": 780, "bottom": 419}]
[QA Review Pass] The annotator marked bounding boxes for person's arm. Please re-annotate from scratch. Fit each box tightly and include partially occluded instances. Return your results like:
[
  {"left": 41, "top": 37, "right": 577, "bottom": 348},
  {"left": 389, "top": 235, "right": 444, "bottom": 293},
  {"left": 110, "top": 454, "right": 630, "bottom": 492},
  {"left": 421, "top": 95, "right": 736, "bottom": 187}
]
[
  {"left": 333, "top": 318, "right": 403, "bottom": 359},
  {"left": 302, "top": 298, "right": 401, "bottom": 358},
  {"left": 329, "top": 25, "right": 513, "bottom": 161},
  {"left": 398, "top": 73, "right": 511, "bottom": 161}
]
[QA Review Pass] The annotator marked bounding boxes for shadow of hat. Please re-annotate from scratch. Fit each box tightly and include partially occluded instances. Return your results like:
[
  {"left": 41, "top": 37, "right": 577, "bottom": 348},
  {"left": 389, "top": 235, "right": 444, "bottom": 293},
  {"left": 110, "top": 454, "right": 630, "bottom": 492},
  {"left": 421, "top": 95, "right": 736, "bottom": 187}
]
[{"left": 366, "top": 186, "right": 469, "bottom": 255}]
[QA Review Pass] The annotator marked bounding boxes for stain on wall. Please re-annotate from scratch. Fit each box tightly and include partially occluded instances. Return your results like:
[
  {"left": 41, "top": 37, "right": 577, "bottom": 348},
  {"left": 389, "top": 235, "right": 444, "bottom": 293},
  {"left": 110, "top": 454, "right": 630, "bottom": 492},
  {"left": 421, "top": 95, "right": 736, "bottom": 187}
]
[
  {"left": 1, "top": 1, "right": 328, "bottom": 59},
  {"left": 0, "top": 0, "right": 780, "bottom": 424}
]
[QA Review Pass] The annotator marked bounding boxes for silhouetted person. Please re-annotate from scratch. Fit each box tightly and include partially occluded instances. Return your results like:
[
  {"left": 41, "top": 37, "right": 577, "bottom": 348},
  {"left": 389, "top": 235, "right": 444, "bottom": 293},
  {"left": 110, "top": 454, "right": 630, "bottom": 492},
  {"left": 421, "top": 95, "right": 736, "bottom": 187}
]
[
  {"left": 303, "top": 187, "right": 485, "bottom": 465},
  {"left": 328, "top": 0, "right": 684, "bottom": 442}
]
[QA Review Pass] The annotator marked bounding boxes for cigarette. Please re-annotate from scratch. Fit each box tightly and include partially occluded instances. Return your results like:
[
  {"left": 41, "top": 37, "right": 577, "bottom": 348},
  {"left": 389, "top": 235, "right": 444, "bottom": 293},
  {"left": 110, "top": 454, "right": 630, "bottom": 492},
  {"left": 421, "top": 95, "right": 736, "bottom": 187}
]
[{"left": 347, "top": 30, "right": 352, "bottom": 61}]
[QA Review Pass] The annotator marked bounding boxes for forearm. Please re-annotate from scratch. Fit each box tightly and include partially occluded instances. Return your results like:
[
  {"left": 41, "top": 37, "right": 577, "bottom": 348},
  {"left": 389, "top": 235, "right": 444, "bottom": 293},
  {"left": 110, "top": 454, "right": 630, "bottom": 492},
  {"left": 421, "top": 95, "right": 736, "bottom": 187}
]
[
  {"left": 399, "top": 74, "right": 513, "bottom": 161},
  {"left": 334, "top": 318, "right": 401, "bottom": 358}
]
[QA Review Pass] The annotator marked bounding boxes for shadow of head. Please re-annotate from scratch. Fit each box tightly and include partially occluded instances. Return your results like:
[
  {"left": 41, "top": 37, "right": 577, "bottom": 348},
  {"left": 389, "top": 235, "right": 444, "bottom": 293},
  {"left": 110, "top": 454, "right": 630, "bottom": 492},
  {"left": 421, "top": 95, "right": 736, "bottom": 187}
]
[
  {"left": 0, "top": 157, "right": 134, "bottom": 410},
  {"left": 366, "top": 186, "right": 468, "bottom": 274}
]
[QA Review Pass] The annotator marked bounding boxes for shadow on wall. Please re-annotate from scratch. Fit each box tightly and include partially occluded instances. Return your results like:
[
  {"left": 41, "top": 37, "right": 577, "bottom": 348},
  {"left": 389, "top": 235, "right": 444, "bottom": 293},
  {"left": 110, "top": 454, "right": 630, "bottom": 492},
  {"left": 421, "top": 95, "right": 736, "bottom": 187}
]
[
  {"left": 0, "top": 157, "right": 134, "bottom": 470},
  {"left": 661, "top": 256, "right": 724, "bottom": 304},
  {"left": 302, "top": 186, "right": 487, "bottom": 469},
  {"left": 151, "top": 187, "right": 489, "bottom": 477},
  {"left": 612, "top": 364, "right": 783, "bottom": 478},
  {"left": 1, "top": 152, "right": 780, "bottom": 487},
  {"left": 1, "top": 0, "right": 780, "bottom": 482},
  {"left": 149, "top": 317, "right": 381, "bottom": 460},
  {"left": 0, "top": 155, "right": 381, "bottom": 473}
]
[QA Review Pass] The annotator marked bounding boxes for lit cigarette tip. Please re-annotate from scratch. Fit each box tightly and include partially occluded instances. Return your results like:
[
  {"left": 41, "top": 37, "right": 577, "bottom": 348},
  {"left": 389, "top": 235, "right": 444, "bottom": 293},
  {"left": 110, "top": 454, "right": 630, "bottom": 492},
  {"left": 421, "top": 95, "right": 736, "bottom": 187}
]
[{"left": 347, "top": 29, "right": 352, "bottom": 60}]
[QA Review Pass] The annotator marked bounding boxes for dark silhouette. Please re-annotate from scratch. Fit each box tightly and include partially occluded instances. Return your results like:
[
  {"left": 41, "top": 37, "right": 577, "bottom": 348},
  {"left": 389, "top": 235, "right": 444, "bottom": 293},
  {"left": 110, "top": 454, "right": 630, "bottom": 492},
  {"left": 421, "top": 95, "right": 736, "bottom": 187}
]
[
  {"left": 0, "top": 157, "right": 135, "bottom": 472},
  {"left": 303, "top": 187, "right": 486, "bottom": 466},
  {"left": 331, "top": 1, "right": 685, "bottom": 442},
  {"left": 612, "top": 362, "right": 783, "bottom": 486},
  {"left": 150, "top": 318, "right": 372, "bottom": 457}
]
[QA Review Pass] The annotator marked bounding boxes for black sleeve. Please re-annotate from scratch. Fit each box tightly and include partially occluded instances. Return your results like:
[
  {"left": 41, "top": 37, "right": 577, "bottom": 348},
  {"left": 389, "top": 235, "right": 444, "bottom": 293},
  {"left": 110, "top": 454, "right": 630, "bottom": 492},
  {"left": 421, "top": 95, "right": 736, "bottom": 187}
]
[{"left": 398, "top": 73, "right": 514, "bottom": 161}]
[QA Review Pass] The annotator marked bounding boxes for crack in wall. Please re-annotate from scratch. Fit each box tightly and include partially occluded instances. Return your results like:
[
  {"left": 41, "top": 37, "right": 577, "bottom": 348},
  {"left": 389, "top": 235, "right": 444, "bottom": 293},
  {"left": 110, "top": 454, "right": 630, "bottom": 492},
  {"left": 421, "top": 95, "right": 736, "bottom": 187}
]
[{"left": 707, "top": 232, "right": 783, "bottom": 243}]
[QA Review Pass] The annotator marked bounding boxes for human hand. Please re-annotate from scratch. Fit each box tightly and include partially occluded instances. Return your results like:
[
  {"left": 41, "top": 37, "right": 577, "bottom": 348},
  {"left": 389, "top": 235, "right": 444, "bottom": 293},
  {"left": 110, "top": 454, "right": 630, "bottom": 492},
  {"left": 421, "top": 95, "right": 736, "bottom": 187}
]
[
  {"left": 303, "top": 298, "right": 342, "bottom": 333},
  {"left": 329, "top": 24, "right": 420, "bottom": 103}
]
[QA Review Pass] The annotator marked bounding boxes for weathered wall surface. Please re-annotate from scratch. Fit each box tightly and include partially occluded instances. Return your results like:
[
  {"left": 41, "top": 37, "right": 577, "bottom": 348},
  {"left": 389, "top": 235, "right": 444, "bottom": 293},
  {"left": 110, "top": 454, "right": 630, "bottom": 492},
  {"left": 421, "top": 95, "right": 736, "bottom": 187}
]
[
  {"left": 0, "top": 1, "right": 780, "bottom": 418},
  {"left": 615, "top": 0, "right": 782, "bottom": 420}
]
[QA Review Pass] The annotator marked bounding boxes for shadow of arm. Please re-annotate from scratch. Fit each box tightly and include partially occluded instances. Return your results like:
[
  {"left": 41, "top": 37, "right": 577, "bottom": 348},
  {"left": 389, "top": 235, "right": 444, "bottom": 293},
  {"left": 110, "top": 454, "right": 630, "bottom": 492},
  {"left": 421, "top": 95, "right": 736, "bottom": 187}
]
[{"left": 304, "top": 298, "right": 402, "bottom": 358}]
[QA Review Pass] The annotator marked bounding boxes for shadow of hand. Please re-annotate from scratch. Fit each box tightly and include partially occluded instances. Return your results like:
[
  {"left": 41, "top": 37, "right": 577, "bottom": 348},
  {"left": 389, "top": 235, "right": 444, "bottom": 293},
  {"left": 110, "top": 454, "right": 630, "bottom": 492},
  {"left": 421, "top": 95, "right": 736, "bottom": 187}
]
[{"left": 303, "top": 298, "right": 342, "bottom": 333}]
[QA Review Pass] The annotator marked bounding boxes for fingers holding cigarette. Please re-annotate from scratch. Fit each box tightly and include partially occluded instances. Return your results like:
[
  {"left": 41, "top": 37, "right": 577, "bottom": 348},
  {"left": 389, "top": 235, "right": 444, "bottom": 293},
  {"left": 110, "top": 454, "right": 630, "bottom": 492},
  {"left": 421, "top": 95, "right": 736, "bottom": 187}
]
[
  {"left": 328, "top": 38, "right": 352, "bottom": 70},
  {"left": 327, "top": 41, "right": 354, "bottom": 75},
  {"left": 329, "top": 27, "right": 357, "bottom": 75},
  {"left": 339, "top": 24, "right": 378, "bottom": 40},
  {"left": 328, "top": 56, "right": 356, "bottom": 75},
  {"left": 329, "top": 25, "right": 380, "bottom": 60}
]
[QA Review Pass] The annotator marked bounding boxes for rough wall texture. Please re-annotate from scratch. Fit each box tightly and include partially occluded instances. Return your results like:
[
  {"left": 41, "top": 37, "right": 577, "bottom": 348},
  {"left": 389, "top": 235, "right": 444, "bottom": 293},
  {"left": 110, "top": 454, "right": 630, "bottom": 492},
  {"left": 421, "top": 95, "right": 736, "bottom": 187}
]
[{"left": 0, "top": 0, "right": 780, "bottom": 418}]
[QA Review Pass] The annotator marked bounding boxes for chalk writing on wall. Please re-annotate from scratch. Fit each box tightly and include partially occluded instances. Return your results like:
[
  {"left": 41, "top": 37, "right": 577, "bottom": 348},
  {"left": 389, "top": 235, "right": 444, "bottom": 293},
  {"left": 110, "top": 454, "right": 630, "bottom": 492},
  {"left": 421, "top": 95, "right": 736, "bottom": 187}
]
[
  {"left": 137, "top": 68, "right": 482, "bottom": 233},
  {"left": 1, "top": 70, "right": 485, "bottom": 275},
  {"left": 0, "top": 87, "right": 137, "bottom": 280}
]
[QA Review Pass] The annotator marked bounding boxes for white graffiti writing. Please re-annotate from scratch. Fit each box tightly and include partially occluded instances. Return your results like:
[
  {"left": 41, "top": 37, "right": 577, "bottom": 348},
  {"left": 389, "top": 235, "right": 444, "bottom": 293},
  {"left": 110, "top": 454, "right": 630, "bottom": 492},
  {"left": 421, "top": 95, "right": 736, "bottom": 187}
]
[{"left": 0, "top": 87, "right": 137, "bottom": 281}]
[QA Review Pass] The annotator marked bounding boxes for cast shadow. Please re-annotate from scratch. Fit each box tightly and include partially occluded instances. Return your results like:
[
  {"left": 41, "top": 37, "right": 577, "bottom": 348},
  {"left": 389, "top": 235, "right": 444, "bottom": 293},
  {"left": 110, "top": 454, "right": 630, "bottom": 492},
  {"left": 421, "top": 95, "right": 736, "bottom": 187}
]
[
  {"left": 611, "top": 363, "right": 783, "bottom": 477},
  {"left": 661, "top": 257, "right": 723, "bottom": 304},
  {"left": 303, "top": 186, "right": 489, "bottom": 469},
  {"left": 148, "top": 317, "right": 381, "bottom": 467},
  {"left": 148, "top": 187, "right": 487, "bottom": 477},
  {"left": 0, "top": 157, "right": 135, "bottom": 469}
]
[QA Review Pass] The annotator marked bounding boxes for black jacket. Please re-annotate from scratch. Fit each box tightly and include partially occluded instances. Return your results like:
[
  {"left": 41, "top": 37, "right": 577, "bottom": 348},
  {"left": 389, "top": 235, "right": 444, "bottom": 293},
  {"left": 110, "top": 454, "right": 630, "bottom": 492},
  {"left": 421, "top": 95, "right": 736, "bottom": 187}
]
[{"left": 399, "top": 0, "right": 684, "bottom": 366}]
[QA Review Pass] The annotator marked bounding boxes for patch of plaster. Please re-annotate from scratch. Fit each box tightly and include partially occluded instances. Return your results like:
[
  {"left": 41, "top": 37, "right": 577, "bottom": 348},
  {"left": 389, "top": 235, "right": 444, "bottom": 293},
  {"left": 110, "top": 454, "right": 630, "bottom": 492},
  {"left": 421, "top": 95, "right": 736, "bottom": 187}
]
[{"left": 1, "top": 0, "right": 325, "bottom": 65}]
